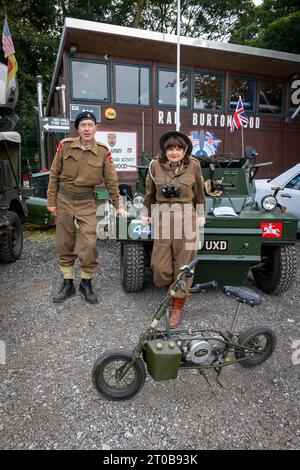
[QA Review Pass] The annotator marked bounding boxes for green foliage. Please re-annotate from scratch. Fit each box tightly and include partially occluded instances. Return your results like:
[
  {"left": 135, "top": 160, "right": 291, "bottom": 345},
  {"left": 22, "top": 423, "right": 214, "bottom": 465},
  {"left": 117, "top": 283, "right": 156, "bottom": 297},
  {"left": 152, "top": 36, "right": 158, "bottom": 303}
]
[
  {"left": 139, "top": 0, "right": 254, "bottom": 39},
  {"left": 230, "top": 0, "right": 300, "bottom": 53},
  {"left": 248, "top": 11, "right": 300, "bottom": 54},
  {"left": 1, "top": 1, "right": 59, "bottom": 137},
  {"left": 56, "top": 0, "right": 137, "bottom": 25}
]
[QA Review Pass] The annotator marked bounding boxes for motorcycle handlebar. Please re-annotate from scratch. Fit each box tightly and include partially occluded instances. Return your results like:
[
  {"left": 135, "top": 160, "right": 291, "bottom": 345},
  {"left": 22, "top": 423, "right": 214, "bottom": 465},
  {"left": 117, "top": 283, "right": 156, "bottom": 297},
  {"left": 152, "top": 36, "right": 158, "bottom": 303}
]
[
  {"left": 189, "top": 280, "right": 218, "bottom": 293},
  {"left": 214, "top": 182, "right": 235, "bottom": 188},
  {"left": 187, "top": 256, "right": 202, "bottom": 271}
]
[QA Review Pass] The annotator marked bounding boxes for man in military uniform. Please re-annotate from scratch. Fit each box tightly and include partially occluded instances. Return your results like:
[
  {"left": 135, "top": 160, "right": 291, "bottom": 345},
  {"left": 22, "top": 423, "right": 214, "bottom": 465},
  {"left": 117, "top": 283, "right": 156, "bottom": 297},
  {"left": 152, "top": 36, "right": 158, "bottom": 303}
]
[{"left": 47, "top": 111, "right": 126, "bottom": 304}]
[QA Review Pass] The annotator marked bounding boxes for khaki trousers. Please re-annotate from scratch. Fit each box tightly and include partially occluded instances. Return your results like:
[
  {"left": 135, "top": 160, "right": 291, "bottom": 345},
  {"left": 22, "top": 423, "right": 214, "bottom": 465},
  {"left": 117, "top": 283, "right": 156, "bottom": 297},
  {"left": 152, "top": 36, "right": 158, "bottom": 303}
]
[
  {"left": 151, "top": 206, "right": 199, "bottom": 299},
  {"left": 56, "top": 193, "right": 98, "bottom": 273}
]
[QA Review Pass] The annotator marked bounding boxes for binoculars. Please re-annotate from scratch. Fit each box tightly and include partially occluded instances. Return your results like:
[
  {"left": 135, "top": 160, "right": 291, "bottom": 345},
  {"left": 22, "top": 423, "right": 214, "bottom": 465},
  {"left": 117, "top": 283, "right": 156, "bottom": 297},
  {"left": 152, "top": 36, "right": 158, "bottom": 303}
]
[{"left": 162, "top": 184, "right": 181, "bottom": 199}]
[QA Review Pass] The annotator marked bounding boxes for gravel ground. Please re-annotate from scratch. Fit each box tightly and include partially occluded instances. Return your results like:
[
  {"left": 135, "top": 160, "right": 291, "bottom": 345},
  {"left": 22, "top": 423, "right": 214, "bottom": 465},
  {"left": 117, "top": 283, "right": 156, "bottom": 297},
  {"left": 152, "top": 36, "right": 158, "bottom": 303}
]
[{"left": 0, "top": 234, "right": 299, "bottom": 450}]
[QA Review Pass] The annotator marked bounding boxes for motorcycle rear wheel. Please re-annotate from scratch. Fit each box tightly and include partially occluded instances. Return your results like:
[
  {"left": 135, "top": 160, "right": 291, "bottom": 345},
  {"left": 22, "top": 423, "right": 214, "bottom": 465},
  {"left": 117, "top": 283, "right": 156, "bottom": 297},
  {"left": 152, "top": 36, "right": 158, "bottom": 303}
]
[
  {"left": 234, "top": 326, "right": 276, "bottom": 368},
  {"left": 92, "top": 349, "right": 146, "bottom": 400}
]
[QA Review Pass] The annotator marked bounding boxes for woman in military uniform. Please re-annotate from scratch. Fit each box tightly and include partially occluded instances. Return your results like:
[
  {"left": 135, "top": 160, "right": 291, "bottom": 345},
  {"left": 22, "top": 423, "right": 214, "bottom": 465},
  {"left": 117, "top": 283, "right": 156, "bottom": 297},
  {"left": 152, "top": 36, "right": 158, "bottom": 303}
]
[{"left": 142, "top": 131, "right": 206, "bottom": 327}]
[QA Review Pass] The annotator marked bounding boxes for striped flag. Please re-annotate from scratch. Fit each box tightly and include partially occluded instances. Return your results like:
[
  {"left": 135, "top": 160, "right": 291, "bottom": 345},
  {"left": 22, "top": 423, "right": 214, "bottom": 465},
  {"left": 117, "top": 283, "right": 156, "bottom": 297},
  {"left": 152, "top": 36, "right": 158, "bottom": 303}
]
[
  {"left": 230, "top": 96, "right": 249, "bottom": 132},
  {"left": 2, "top": 18, "right": 18, "bottom": 85},
  {"left": 2, "top": 18, "right": 15, "bottom": 58},
  {"left": 7, "top": 54, "right": 18, "bottom": 82}
]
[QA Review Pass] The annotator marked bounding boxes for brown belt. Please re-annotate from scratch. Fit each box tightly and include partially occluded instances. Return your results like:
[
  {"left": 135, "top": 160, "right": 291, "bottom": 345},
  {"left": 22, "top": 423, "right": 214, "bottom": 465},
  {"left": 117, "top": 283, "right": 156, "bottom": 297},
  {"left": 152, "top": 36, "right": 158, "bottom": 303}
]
[{"left": 58, "top": 187, "right": 95, "bottom": 201}]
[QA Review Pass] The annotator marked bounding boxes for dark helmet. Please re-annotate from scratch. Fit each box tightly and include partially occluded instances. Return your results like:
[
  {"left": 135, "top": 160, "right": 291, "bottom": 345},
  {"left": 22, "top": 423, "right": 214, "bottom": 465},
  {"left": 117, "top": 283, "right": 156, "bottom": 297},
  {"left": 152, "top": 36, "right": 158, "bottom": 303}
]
[
  {"left": 159, "top": 131, "right": 193, "bottom": 156},
  {"left": 74, "top": 111, "right": 97, "bottom": 129}
]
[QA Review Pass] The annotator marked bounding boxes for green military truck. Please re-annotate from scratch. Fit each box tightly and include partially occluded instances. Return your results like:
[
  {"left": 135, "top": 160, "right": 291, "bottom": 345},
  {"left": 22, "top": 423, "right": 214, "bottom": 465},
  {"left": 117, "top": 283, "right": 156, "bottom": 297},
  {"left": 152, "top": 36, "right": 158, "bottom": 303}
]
[
  {"left": 99, "top": 147, "right": 298, "bottom": 295},
  {"left": 0, "top": 62, "right": 28, "bottom": 263},
  {"left": 0, "top": 131, "right": 27, "bottom": 262}
]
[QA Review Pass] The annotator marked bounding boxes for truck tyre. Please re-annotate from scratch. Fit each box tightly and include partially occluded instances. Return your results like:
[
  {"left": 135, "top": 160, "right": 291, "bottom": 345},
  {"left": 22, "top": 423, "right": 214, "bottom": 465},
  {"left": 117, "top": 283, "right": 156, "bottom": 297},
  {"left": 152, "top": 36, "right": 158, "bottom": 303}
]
[
  {"left": 0, "top": 211, "right": 23, "bottom": 263},
  {"left": 121, "top": 242, "right": 145, "bottom": 292},
  {"left": 252, "top": 245, "right": 296, "bottom": 295}
]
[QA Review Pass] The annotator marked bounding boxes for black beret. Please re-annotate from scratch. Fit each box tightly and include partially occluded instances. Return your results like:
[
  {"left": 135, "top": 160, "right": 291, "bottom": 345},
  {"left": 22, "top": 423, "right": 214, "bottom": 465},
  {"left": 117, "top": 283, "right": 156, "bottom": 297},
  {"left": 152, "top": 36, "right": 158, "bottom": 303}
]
[
  {"left": 159, "top": 131, "right": 193, "bottom": 156},
  {"left": 74, "top": 111, "right": 97, "bottom": 129}
]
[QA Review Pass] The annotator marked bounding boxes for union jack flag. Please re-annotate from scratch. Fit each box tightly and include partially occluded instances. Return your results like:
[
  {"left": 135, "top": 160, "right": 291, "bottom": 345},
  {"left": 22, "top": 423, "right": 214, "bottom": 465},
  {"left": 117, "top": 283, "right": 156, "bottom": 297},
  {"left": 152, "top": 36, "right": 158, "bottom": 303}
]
[
  {"left": 230, "top": 96, "right": 248, "bottom": 132},
  {"left": 2, "top": 18, "right": 15, "bottom": 58},
  {"left": 205, "top": 131, "right": 221, "bottom": 151}
]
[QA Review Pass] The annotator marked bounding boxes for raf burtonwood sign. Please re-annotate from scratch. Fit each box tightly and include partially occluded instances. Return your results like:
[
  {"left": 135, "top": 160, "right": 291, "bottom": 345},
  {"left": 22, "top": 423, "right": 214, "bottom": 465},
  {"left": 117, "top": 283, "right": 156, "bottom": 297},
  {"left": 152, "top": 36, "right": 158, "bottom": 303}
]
[{"left": 157, "top": 110, "right": 261, "bottom": 129}]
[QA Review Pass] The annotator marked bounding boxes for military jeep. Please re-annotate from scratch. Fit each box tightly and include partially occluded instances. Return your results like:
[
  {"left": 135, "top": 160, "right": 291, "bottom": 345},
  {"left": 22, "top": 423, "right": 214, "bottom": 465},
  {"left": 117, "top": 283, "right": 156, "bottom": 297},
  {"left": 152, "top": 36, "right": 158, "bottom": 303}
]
[
  {"left": 0, "top": 131, "right": 28, "bottom": 262},
  {"left": 100, "top": 147, "right": 297, "bottom": 296}
]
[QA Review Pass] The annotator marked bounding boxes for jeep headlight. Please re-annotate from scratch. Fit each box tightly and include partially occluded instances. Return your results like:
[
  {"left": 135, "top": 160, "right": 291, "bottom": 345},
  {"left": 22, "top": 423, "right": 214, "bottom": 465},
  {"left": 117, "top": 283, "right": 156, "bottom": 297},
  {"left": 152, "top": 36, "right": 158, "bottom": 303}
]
[
  {"left": 133, "top": 194, "right": 145, "bottom": 210},
  {"left": 261, "top": 194, "right": 277, "bottom": 211}
]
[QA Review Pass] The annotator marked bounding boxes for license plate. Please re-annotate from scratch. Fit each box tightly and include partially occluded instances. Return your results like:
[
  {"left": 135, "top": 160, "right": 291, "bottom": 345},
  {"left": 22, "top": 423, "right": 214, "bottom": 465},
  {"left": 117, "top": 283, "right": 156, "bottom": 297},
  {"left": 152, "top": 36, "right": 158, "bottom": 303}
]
[{"left": 201, "top": 240, "right": 228, "bottom": 251}]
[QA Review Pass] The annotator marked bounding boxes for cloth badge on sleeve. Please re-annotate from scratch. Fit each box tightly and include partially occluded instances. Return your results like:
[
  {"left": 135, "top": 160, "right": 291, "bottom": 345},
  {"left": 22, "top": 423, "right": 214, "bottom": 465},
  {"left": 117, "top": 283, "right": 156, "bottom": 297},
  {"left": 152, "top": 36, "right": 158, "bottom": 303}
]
[{"left": 56, "top": 142, "right": 63, "bottom": 155}]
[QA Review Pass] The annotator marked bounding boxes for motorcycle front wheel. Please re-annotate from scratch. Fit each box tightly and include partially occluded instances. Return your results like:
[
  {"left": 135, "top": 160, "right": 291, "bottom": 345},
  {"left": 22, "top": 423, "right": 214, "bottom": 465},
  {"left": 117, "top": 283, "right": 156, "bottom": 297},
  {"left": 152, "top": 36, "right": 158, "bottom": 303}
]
[
  {"left": 92, "top": 349, "right": 146, "bottom": 401},
  {"left": 234, "top": 326, "right": 277, "bottom": 368}
]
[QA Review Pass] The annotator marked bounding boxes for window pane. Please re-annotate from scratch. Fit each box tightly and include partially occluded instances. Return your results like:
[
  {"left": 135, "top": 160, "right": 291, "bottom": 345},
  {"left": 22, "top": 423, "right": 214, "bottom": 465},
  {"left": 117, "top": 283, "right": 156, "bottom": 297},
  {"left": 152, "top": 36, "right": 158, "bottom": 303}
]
[
  {"left": 286, "top": 174, "right": 300, "bottom": 190},
  {"left": 140, "top": 67, "right": 150, "bottom": 105},
  {"left": 194, "top": 73, "right": 223, "bottom": 110},
  {"left": 158, "top": 70, "right": 189, "bottom": 107},
  {"left": 116, "top": 65, "right": 138, "bottom": 104},
  {"left": 71, "top": 61, "right": 108, "bottom": 101},
  {"left": 230, "top": 78, "right": 256, "bottom": 111},
  {"left": 289, "top": 82, "right": 300, "bottom": 115},
  {"left": 115, "top": 65, "right": 149, "bottom": 105},
  {"left": 259, "top": 80, "right": 283, "bottom": 114}
]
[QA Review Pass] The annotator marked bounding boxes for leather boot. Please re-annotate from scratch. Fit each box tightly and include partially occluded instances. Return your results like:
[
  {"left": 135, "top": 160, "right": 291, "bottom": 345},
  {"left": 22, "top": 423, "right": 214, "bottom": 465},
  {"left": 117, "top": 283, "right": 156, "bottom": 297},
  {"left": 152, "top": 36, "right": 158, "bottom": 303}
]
[
  {"left": 53, "top": 279, "right": 75, "bottom": 303},
  {"left": 169, "top": 298, "right": 186, "bottom": 327},
  {"left": 79, "top": 279, "right": 99, "bottom": 304}
]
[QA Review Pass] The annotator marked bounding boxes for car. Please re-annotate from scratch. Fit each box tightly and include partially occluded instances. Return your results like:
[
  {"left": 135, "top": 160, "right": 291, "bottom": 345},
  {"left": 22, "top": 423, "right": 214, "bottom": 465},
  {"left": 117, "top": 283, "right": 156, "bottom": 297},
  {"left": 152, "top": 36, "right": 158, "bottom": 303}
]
[{"left": 255, "top": 163, "right": 300, "bottom": 233}]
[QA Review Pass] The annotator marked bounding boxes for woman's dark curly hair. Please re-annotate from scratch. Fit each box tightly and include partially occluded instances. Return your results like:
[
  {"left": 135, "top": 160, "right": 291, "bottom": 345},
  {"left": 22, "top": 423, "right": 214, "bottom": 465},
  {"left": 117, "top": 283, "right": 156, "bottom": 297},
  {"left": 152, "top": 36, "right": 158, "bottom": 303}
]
[{"left": 159, "top": 136, "right": 190, "bottom": 164}]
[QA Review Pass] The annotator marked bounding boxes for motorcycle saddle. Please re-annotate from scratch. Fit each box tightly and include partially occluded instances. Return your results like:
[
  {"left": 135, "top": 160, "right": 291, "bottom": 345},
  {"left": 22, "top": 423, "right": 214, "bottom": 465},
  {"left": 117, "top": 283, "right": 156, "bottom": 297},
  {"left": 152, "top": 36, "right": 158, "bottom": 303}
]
[{"left": 223, "top": 286, "right": 262, "bottom": 306}]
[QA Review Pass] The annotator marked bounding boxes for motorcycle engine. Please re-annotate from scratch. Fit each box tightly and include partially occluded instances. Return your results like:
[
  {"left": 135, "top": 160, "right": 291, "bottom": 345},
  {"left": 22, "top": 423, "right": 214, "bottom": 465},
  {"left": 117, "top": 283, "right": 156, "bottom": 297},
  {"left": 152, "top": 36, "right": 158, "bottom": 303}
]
[{"left": 183, "top": 337, "right": 224, "bottom": 365}]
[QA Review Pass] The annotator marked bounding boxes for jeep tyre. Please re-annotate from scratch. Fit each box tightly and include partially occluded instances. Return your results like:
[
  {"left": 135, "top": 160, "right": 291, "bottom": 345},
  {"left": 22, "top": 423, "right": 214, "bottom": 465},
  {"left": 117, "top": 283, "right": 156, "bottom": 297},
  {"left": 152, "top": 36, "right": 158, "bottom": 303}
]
[
  {"left": 0, "top": 211, "right": 23, "bottom": 263},
  {"left": 252, "top": 245, "right": 296, "bottom": 295},
  {"left": 121, "top": 242, "right": 145, "bottom": 292}
]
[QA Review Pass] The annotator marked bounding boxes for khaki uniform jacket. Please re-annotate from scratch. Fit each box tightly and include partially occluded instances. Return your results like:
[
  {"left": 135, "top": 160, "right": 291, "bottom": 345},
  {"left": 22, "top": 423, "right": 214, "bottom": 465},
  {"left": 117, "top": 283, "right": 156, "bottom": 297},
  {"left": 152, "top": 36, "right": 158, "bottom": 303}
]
[
  {"left": 47, "top": 137, "right": 121, "bottom": 209},
  {"left": 143, "top": 156, "right": 205, "bottom": 217}
]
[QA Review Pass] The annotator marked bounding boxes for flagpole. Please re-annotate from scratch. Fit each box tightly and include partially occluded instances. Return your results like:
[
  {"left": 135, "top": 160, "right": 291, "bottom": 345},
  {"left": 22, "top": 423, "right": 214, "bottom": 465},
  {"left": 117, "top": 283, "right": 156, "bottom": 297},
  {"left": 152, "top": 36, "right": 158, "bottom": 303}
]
[
  {"left": 238, "top": 95, "right": 244, "bottom": 157},
  {"left": 241, "top": 125, "right": 244, "bottom": 157},
  {"left": 176, "top": 0, "right": 180, "bottom": 131}
]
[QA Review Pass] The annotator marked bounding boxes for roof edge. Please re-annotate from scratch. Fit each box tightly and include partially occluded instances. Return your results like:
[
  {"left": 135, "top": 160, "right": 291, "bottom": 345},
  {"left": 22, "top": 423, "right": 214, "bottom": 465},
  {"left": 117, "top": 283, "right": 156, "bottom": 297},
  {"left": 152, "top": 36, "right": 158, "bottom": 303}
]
[
  {"left": 65, "top": 17, "right": 300, "bottom": 63},
  {"left": 46, "top": 19, "right": 68, "bottom": 114}
]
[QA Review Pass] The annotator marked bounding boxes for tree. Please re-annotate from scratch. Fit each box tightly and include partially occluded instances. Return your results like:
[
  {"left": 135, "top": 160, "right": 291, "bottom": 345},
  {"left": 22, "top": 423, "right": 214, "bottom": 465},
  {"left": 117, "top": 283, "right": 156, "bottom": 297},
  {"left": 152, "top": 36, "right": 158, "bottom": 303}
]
[
  {"left": 230, "top": 0, "right": 300, "bottom": 53},
  {"left": 1, "top": 1, "right": 59, "bottom": 128},
  {"left": 136, "top": 0, "right": 254, "bottom": 40},
  {"left": 56, "top": 0, "right": 255, "bottom": 40}
]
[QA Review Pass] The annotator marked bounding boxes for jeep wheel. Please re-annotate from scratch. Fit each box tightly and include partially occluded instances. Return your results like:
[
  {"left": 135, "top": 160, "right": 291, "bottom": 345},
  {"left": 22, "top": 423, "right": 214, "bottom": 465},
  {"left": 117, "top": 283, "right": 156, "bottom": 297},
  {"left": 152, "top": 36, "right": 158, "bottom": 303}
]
[
  {"left": 121, "top": 242, "right": 145, "bottom": 292},
  {"left": 0, "top": 211, "right": 23, "bottom": 263},
  {"left": 252, "top": 245, "right": 296, "bottom": 295}
]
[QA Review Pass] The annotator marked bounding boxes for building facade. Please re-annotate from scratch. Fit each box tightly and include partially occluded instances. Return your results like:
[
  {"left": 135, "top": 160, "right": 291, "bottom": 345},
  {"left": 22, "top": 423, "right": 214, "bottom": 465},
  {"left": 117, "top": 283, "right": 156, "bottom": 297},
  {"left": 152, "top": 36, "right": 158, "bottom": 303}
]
[{"left": 46, "top": 17, "right": 300, "bottom": 187}]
